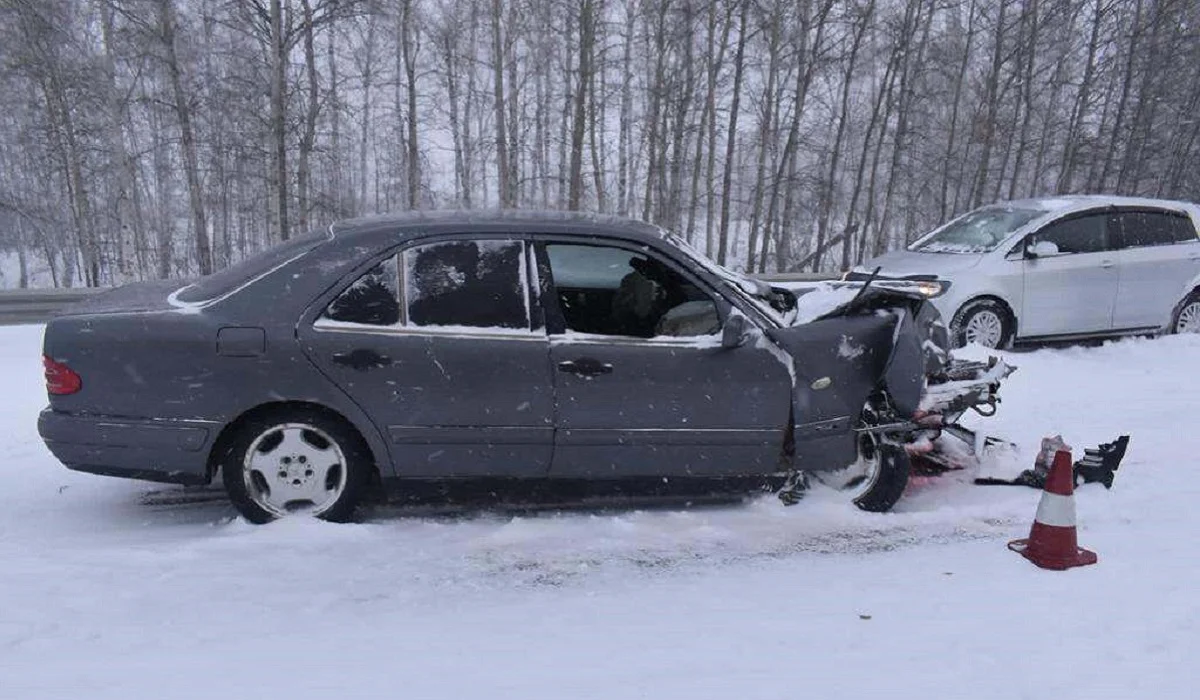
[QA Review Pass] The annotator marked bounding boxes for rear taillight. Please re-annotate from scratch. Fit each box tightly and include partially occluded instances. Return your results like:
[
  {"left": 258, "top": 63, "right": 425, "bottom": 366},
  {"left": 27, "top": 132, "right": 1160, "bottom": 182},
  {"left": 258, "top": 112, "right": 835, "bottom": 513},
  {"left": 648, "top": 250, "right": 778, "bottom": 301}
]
[{"left": 43, "top": 354, "right": 82, "bottom": 396}]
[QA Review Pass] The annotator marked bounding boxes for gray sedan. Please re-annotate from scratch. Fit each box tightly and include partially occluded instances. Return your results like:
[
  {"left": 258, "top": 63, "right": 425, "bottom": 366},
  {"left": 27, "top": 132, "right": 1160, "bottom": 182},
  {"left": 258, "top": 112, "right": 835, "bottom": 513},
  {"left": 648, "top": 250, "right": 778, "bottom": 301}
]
[{"left": 38, "top": 211, "right": 1002, "bottom": 523}]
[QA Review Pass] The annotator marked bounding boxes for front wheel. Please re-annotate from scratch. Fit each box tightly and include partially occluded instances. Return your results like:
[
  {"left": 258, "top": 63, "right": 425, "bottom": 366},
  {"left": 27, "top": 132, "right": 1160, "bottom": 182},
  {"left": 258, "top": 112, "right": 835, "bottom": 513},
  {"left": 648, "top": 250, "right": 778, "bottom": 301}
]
[
  {"left": 812, "top": 421, "right": 912, "bottom": 513},
  {"left": 951, "top": 299, "right": 1014, "bottom": 349},
  {"left": 220, "top": 407, "right": 372, "bottom": 524}
]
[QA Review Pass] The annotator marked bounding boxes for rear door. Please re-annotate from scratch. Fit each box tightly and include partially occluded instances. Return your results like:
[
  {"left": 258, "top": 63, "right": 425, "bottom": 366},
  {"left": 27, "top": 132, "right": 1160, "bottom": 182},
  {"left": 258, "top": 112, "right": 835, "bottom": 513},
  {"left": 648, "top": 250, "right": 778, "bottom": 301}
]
[
  {"left": 1021, "top": 212, "right": 1119, "bottom": 337},
  {"left": 535, "top": 238, "right": 793, "bottom": 479},
  {"left": 299, "top": 237, "right": 555, "bottom": 478},
  {"left": 1111, "top": 208, "right": 1200, "bottom": 330}
]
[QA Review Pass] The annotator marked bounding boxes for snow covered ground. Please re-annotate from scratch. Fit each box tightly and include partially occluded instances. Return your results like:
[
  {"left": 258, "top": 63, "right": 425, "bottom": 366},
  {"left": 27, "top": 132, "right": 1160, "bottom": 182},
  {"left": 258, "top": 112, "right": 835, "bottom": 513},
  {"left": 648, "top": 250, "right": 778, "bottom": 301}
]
[{"left": 2, "top": 322, "right": 1197, "bottom": 698}]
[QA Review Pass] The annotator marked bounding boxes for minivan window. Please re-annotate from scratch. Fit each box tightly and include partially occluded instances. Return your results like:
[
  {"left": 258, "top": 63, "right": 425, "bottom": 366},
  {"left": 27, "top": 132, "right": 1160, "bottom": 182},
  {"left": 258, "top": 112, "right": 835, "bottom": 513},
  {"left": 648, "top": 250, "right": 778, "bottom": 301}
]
[
  {"left": 1115, "top": 211, "right": 1190, "bottom": 248},
  {"left": 1033, "top": 214, "right": 1108, "bottom": 254},
  {"left": 912, "top": 206, "right": 1047, "bottom": 254},
  {"left": 1173, "top": 215, "right": 1199, "bottom": 243}
]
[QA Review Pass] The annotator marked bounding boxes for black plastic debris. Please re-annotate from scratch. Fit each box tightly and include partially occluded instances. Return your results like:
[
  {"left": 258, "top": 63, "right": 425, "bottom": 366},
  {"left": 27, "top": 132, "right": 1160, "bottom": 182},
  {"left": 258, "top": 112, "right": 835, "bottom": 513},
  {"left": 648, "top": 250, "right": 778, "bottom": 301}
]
[
  {"left": 974, "top": 435, "right": 1130, "bottom": 490},
  {"left": 1073, "top": 435, "right": 1130, "bottom": 490}
]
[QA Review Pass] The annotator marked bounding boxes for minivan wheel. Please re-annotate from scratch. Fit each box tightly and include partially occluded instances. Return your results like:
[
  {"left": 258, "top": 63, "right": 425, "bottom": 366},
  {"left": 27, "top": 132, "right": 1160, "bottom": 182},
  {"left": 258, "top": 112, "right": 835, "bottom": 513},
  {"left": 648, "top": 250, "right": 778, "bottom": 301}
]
[
  {"left": 951, "top": 299, "right": 1014, "bottom": 349},
  {"left": 220, "top": 407, "right": 372, "bottom": 524},
  {"left": 1173, "top": 291, "right": 1200, "bottom": 334}
]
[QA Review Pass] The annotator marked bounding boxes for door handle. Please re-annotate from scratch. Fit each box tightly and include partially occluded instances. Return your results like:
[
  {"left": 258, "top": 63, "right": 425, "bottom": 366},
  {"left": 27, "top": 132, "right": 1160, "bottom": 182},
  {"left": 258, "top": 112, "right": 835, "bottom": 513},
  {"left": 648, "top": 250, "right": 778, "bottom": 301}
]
[
  {"left": 332, "top": 348, "right": 392, "bottom": 371},
  {"left": 558, "top": 357, "right": 613, "bottom": 378},
  {"left": 1100, "top": 260, "right": 1115, "bottom": 269}
]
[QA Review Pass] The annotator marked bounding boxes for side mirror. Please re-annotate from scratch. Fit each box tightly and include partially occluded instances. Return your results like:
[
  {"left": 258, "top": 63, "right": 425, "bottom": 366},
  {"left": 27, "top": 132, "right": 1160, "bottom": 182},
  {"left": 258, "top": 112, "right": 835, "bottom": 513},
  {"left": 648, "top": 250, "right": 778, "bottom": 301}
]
[
  {"left": 1026, "top": 240, "right": 1060, "bottom": 258},
  {"left": 721, "top": 314, "right": 751, "bottom": 349}
]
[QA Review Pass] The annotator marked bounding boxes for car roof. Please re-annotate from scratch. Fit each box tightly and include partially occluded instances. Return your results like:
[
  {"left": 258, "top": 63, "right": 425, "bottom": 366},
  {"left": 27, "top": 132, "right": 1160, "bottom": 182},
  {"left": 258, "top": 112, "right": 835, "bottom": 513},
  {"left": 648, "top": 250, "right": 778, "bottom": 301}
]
[
  {"left": 990, "top": 194, "right": 1200, "bottom": 217},
  {"left": 329, "top": 209, "right": 670, "bottom": 245}
]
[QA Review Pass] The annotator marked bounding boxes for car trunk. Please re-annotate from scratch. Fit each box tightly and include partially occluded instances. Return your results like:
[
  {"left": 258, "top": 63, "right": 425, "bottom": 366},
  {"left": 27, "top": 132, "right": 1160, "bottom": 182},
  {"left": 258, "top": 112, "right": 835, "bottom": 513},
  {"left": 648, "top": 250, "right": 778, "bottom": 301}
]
[{"left": 55, "top": 279, "right": 191, "bottom": 318}]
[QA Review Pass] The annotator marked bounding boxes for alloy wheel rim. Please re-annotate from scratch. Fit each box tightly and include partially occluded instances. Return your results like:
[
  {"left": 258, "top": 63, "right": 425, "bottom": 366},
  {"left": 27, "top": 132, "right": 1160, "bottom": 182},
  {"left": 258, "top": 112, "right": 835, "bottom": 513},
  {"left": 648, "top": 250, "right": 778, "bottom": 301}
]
[
  {"left": 1178, "top": 301, "right": 1200, "bottom": 334},
  {"left": 243, "top": 423, "right": 347, "bottom": 518},
  {"left": 813, "top": 428, "right": 883, "bottom": 500},
  {"left": 964, "top": 310, "right": 1004, "bottom": 348}
]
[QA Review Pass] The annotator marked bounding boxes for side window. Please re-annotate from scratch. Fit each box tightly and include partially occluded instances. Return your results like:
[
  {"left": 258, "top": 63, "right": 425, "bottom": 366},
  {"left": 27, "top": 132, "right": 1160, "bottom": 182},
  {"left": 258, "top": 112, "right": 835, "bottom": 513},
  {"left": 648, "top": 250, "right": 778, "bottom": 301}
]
[
  {"left": 403, "top": 240, "right": 529, "bottom": 329},
  {"left": 323, "top": 256, "right": 401, "bottom": 326},
  {"left": 544, "top": 243, "right": 720, "bottom": 338},
  {"left": 1033, "top": 214, "right": 1108, "bottom": 254},
  {"left": 1116, "top": 211, "right": 1187, "bottom": 248},
  {"left": 1172, "top": 214, "right": 1199, "bottom": 244}
]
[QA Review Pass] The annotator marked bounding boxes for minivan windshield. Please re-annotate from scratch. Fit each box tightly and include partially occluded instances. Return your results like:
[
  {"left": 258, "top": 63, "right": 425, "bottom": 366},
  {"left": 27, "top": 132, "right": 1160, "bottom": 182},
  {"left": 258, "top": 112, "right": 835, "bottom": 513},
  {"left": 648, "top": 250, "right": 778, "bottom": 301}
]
[{"left": 912, "top": 206, "right": 1047, "bottom": 254}]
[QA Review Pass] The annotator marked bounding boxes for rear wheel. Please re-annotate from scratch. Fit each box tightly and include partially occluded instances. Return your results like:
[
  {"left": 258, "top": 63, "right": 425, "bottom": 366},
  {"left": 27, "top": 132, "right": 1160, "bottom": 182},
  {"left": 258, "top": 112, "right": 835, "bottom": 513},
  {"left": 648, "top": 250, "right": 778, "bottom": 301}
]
[
  {"left": 220, "top": 407, "right": 372, "bottom": 524},
  {"left": 951, "top": 298, "right": 1014, "bottom": 349},
  {"left": 1172, "top": 290, "right": 1200, "bottom": 334}
]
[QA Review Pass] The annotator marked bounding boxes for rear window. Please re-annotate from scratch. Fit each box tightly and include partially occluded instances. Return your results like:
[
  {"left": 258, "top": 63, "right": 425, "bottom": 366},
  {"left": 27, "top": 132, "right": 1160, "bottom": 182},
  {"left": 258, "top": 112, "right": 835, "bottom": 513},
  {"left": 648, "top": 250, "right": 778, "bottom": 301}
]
[
  {"left": 1173, "top": 215, "right": 1199, "bottom": 243},
  {"left": 173, "top": 232, "right": 327, "bottom": 304}
]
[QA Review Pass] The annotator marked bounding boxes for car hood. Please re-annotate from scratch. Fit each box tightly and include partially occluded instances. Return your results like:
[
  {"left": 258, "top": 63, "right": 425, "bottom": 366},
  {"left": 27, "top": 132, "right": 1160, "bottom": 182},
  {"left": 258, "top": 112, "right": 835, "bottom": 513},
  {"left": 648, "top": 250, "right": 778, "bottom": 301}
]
[{"left": 854, "top": 250, "right": 986, "bottom": 279}]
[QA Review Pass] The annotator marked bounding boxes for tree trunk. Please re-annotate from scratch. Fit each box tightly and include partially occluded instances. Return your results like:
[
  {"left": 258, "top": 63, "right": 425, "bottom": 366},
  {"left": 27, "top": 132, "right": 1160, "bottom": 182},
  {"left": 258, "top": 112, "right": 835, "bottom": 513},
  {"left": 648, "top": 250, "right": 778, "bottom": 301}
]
[
  {"left": 568, "top": 0, "right": 594, "bottom": 210},
  {"left": 970, "top": 0, "right": 1009, "bottom": 209},
  {"left": 617, "top": 0, "right": 635, "bottom": 216},
  {"left": 1097, "top": 0, "right": 1142, "bottom": 191},
  {"left": 401, "top": 0, "right": 421, "bottom": 208},
  {"left": 298, "top": 0, "right": 320, "bottom": 233},
  {"left": 813, "top": 0, "right": 873, "bottom": 273},
  {"left": 491, "top": 0, "right": 512, "bottom": 207},
  {"left": 269, "top": 0, "right": 290, "bottom": 240},
  {"left": 1058, "top": 0, "right": 1103, "bottom": 193},
  {"left": 717, "top": 1, "right": 749, "bottom": 267}
]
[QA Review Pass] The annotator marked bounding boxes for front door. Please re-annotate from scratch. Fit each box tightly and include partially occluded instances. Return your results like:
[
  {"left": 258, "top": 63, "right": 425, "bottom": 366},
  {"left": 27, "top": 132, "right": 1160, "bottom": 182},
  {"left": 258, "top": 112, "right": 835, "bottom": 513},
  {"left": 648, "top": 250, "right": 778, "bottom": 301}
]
[
  {"left": 300, "top": 238, "right": 555, "bottom": 478},
  {"left": 536, "top": 239, "right": 792, "bottom": 478},
  {"left": 1021, "top": 212, "right": 1119, "bottom": 337}
]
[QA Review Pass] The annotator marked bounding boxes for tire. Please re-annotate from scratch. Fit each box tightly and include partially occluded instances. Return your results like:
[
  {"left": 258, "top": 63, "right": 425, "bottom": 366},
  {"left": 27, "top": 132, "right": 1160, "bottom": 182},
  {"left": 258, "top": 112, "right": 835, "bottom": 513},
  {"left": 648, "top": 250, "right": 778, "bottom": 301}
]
[
  {"left": 850, "top": 438, "right": 911, "bottom": 514},
  {"left": 810, "top": 410, "right": 912, "bottom": 513},
  {"left": 951, "top": 298, "right": 1014, "bottom": 350},
  {"left": 1172, "top": 290, "right": 1200, "bottom": 335},
  {"left": 219, "top": 406, "right": 373, "bottom": 524}
]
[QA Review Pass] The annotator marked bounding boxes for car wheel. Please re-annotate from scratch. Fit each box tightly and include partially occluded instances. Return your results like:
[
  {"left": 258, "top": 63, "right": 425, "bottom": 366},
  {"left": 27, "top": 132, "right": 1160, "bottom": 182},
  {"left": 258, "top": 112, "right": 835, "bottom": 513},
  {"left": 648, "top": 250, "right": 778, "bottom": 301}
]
[
  {"left": 1172, "top": 291, "right": 1200, "bottom": 335},
  {"left": 811, "top": 407, "right": 911, "bottom": 513},
  {"left": 951, "top": 299, "right": 1013, "bottom": 349},
  {"left": 220, "top": 407, "right": 372, "bottom": 524}
]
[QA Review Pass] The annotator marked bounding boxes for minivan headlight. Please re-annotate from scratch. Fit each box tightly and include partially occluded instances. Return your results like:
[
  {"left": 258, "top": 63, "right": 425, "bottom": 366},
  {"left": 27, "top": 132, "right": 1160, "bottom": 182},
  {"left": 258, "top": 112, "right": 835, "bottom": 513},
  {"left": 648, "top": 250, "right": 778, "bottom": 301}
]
[{"left": 913, "top": 280, "right": 952, "bottom": 298}]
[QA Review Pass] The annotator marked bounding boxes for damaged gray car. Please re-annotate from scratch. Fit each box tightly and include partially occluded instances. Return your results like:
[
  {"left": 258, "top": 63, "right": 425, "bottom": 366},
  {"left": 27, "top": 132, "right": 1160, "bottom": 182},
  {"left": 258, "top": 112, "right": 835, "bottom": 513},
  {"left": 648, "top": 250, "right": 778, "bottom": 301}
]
[{"left": 38, "top": 211, "right": 1013, "bottom": 523}]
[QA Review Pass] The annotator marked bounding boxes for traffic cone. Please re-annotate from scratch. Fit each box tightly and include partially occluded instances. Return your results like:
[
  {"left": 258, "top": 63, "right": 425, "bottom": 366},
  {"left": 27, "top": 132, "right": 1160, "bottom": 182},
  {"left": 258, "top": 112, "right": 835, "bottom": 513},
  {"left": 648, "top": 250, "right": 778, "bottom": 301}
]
[{"left": 1007, "top": 448, "right": 1098, "bottom": 570}]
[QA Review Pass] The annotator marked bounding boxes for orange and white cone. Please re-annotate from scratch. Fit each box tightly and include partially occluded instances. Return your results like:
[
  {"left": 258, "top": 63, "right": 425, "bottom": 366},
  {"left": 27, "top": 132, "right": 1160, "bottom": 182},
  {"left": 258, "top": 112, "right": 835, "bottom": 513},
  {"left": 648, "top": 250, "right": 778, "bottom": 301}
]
[{"left": 1007, "top": 448, "right": 1098, "bottom": 570}]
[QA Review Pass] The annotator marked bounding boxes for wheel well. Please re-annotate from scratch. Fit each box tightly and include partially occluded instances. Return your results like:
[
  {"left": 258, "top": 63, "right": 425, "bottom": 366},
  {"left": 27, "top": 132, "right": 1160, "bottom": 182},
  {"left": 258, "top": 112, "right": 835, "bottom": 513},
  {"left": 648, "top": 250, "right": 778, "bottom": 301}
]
[
  {"left": 954, "top": 295, "right": 1017, "bottom": 336},
  {"left": 1173, "top": 286, "right": 1200, "bottom": 323},
  {"left": 205, "top": 401, "right": 381, "bottom": 488}
]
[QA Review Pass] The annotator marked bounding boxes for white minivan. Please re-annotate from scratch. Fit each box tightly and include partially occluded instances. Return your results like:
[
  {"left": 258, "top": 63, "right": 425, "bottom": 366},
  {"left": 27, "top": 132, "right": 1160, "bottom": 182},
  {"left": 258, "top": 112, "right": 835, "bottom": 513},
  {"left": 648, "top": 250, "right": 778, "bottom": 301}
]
[{"left": 852, "top": 195, "right": 1200, "bottom": 348}]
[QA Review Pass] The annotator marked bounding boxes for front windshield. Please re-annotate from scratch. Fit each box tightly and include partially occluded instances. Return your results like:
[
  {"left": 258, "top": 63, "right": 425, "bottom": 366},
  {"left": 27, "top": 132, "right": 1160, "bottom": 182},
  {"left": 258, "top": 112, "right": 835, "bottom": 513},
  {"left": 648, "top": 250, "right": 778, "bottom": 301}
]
[
  {"left": 665, "top": 234, "right": 795, "bottom": 325},
  {"left": 913, "top": 206, "right": 1047, "bottom": 254}
]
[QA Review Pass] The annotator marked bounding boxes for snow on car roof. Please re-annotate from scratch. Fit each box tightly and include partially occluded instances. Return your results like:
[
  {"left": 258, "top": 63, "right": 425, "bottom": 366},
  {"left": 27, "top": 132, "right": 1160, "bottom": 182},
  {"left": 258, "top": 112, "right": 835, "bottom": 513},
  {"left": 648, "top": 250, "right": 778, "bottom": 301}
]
[
  {"left": 1004, "top": 194, "right": 1200, "bottom": 215},
  {"left": 330, "top": 209, "right": 669, "bottom": 241}
]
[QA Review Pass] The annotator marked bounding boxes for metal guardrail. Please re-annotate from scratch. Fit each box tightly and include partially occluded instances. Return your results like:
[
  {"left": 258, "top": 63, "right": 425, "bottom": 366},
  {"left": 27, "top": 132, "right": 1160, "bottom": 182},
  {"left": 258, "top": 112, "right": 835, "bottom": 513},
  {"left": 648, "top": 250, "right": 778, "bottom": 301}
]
[
  {"left": 0, "top": 271, "right": 839, "bottom": 326},
  {"left": 0, "top": 288, "right": 107, "bottom": 326}
]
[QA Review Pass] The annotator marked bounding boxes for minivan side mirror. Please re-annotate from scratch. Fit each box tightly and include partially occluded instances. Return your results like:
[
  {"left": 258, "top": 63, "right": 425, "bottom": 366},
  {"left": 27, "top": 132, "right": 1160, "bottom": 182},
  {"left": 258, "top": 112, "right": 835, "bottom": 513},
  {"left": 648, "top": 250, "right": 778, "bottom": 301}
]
[
  {"left": 1026, "top": 240, "right": 1060, "bottom": 258},
  {"left": 721, "top": 314, "right": 752, "bottom": 349}
]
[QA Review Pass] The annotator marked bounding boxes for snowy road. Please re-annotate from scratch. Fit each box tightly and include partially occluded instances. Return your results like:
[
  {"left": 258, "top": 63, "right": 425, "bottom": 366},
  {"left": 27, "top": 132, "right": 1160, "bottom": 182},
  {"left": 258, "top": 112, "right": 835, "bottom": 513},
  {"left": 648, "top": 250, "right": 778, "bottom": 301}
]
[{"left": 2, "top": 323, "right": 1197, "bottom": 698}]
